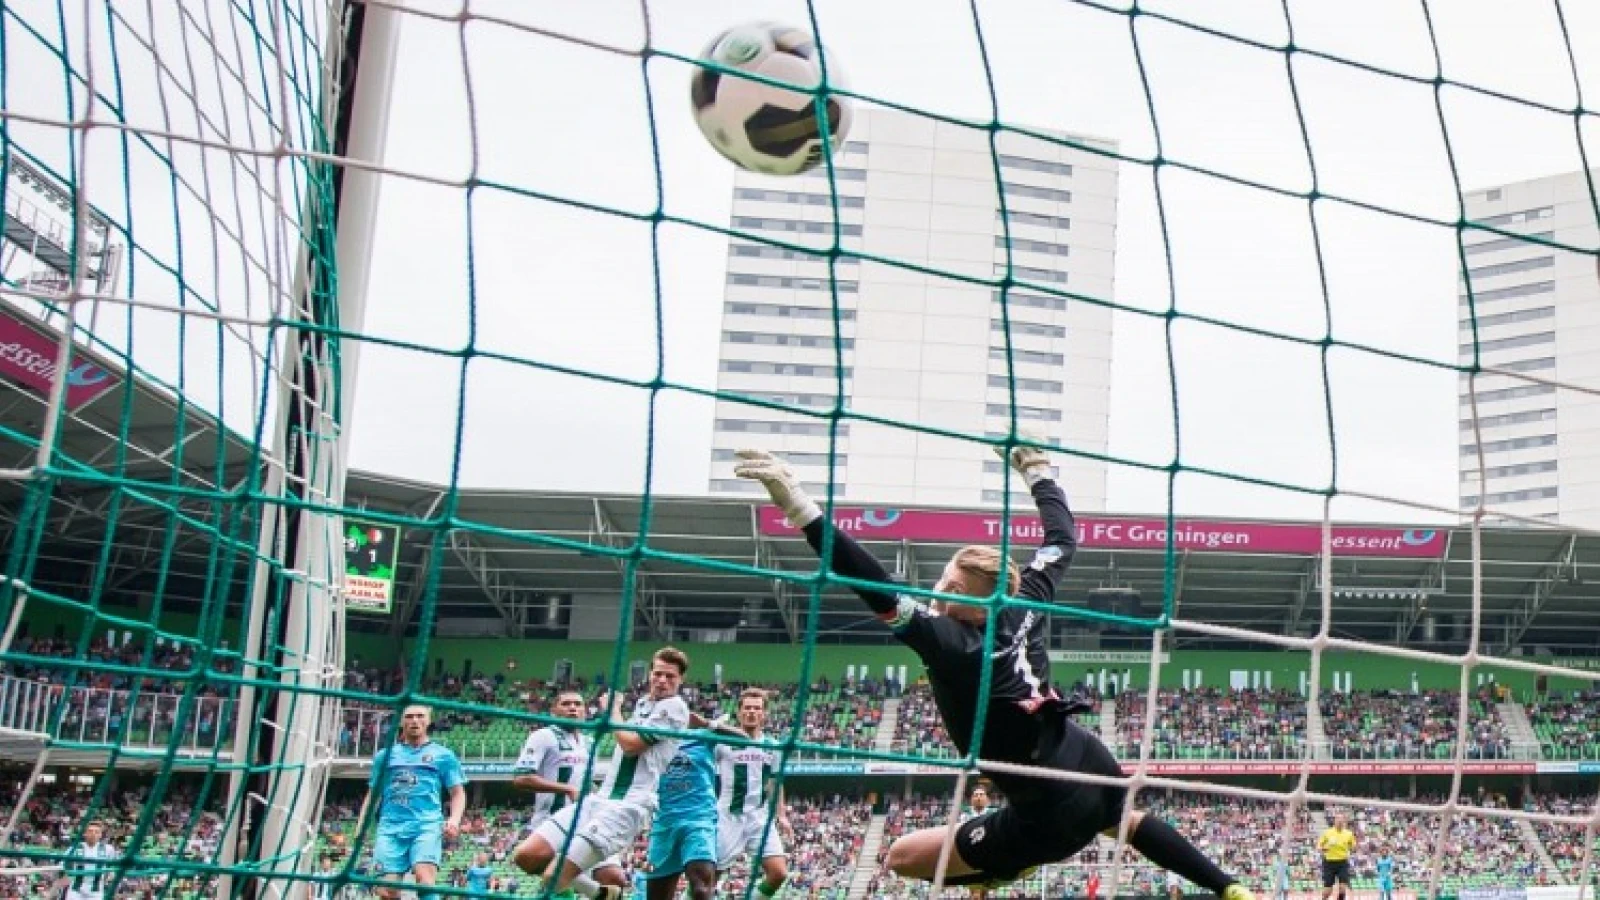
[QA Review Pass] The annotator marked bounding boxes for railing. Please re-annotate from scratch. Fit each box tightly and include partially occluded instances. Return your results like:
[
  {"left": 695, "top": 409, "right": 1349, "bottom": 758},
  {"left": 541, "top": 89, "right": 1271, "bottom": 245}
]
[
  {"left": 0, "top": 675, "right": 235, "bottom": 753},
  {"left": 3, "top": 192, "right": 71, "bottom": 250}
]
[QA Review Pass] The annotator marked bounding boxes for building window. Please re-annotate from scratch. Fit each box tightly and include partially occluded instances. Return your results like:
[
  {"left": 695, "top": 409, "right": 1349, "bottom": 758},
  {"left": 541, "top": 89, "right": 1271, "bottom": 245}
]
[
  {"left": 734, "top": 188, "right": 865, "bottom": 209},
  {"left": 1460, "top": 281, "right": 1555, "bottom": 304},
  {"left": 731, "top": 243, "right": 861, "bottom": 264},
  {"left": 992, "top": 319, "right": 1065, "bottom": 339},
  {"left": 1491, "top": 357, "right": 1555, "bottom": 374},
  {"left": 726, "top": 301, "right": 857, "bottom": 321},
  {"left": 1465, "top": 256, "right": 1555, "bottom": 280},
  {"left": 1464, "top": 231, "right": 1551, "bottom": 255},
  {"left": 1473, "top": 206, "right": 1552, "bottom": 227},
  {"left": 986, "top": 403, "right": 1063, "bottom": 422},
  {"left": 990, "top": 347, "right": 1065, "bottom": 366},
  {"left": 986, "top": 430, "right": 1061, "bottom": 444},
  {"left": 1459, "top": 306, "right": 1554, "bottom": 331},
  {"left": 1002, "top": 182, "right": 1073, "bottom": 204},
  {"left": 982, "top": 459, "right": 1060, "bottom": 478},
  {"left": 987, "top": 374, "right": 1064, "bottom": 393},
  {"left": 715, "top": 419, "right": 847, "bottom": 437},
  {"left": 720, "top": 361, "right": 852, "bottom": 378},
  {"left": 724, "top": 331, "right": 854, "bottom": 350},
  {"left": 982, "top": 489, "right": 1036, "bottom": 505},
  {"left": 741, "top": 392, "right": 845, "bottom": 409},
  {"left": 1459, "top": 331, "right": 1554, "bottom": 356},
  {"left": 993, "top": 290, "right": 1067, "bottom": 312},
  {"left": 997, "top": 264, "right": 1069, "bottom": 285},
  {"left": 727, "top": 273, "right": 859, "bottom": 293},
  {"left": 712, "top": 449, "right": 846, "bottom": 467},
  {"left": 1459, "top": 433, "right": 1556, "bottom": 455},
  {"left": 808, "top": 167, "right": 867, "bottom": 182},
  {"left": 1460, "top": 459, "right": 1557, "bottom": 482},
  {"left": 1459, "top": 408, "right": 1555, "bottom": 430},
  {"left": 733, "top": 216, "right": 864, "bottom": 237},
  {"left": 1004, "top": 211, "right": 1072, "bottom": 230},
  {"left": 1459, "top": 383, "right": 1557, "bottom": 405},
  {"left": 730, "top": 244, "right": 861, "bottom": 264},
  {"left": 996, "top": 235, "right": 1071, "bottom": 258},
  {"left": 1460, "top": 486, "right": 1559, "bottom": 506},
  {"left": 997, "top": 154, "right": 1074, "bottom": 177},
  {"left": 709, "top": 478, "right": 770, "bottom": 495}
]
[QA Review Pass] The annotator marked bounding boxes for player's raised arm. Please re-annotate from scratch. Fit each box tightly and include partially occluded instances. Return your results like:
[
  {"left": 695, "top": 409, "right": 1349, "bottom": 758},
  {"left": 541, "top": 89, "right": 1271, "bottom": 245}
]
[
  {"left": 734, "top": 449, "right": 901, "bottom": 618},
  {"left": 996, "top": 438, "right": 1078, "bottom": 603}
]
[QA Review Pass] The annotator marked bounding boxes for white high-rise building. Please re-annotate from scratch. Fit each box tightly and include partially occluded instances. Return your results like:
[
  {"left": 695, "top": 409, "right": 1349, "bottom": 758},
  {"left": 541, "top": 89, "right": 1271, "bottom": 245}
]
[
  {"left": 707, "top": 109, "right": 1117, "bottom": 510},
  {"left": 1458, "top": 172, "right": 1600, "bottom": 527}
]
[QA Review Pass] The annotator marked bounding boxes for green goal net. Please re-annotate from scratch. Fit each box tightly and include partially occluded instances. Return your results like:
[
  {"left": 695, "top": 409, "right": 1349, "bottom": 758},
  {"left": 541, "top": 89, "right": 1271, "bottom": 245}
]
[{"left": 4, "top": 2, "right": 1600, "bottom": 900}]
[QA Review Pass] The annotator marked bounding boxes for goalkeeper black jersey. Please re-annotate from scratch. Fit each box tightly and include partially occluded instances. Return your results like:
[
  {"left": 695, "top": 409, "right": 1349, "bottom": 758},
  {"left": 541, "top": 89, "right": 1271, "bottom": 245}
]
[{"left": 800, "top": 478, "right": 1080, "bottom": 768}]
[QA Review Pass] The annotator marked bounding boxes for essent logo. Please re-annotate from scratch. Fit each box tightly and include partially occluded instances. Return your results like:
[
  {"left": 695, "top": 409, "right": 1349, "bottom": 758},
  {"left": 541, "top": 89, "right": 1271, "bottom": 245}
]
[
  {"left": 859, "top": 509, "right": 901, "bottom": 529},
  {"left": 67, "top": 363, "right": 110, "bottom": 388},
  {"left": 1400, "top": 530, "right": 1439, "bottom": 546}
]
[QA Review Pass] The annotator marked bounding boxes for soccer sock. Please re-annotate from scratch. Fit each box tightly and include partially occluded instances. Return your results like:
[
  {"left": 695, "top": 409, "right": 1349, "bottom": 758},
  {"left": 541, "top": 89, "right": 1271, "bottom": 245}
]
[
  {"left": 758, "top": 876, "right": 785, "bottom": 897},
  {"left": 1129, "top": 815, "right": 1236, "bottom": 896},
  {"left": 570, "top": 874, "right": 602, "bottom": 898}
]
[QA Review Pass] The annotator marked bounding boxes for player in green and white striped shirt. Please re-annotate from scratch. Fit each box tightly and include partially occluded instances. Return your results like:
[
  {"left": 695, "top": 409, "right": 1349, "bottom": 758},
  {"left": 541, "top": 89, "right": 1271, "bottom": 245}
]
[
  {"left": 715, "top": 688, "right": 793, "bottom": 899},
  {"left": 55, "top": 821, "right": 117, "bottom": 900},
  {"left": 513, "top": 690, "right": 593, "bottom": 832}
]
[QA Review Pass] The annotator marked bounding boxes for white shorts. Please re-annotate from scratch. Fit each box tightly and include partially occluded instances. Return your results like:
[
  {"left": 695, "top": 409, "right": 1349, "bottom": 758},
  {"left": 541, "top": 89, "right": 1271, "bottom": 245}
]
[
  {"left": 716, "top": 808, "right": 788, "bottom": 870},
  {"left": 67, "top": 890, "right": 105, "bottom": 900},
  {"left": 535, "top": 800, "right": 647, "bottom": 872}
]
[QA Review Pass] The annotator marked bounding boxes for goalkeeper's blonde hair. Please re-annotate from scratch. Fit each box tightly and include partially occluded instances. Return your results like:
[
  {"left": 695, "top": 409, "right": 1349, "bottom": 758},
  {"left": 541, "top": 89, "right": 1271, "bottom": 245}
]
[{"left": 950, "top": 545, "right": 1020, "bottom": 597}]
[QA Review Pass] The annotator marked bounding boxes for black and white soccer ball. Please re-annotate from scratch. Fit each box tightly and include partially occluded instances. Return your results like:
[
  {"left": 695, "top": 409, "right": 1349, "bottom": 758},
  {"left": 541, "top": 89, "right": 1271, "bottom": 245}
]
[{"left": 689, "top": 22, "right": 853, "bottom": 177}]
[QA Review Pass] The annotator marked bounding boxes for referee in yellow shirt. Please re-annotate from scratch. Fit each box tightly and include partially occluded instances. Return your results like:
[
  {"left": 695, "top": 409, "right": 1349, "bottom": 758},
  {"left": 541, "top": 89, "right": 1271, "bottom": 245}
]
[{"left": 1316, "top": 812, "right": 1356, "bottom": 900}]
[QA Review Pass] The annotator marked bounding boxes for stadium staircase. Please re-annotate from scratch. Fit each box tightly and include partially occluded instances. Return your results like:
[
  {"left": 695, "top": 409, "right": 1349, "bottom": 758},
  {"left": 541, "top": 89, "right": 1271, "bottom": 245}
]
[
  {"left": 875, "top": 698, "right": 901, "bottom": 753},
  {"left": 847, "top": 813, "right": 889, "bottom": 900},
  {"left": 1310, "top": 808, "right": 1330, "bottom": 834},
  {"left": 1099, "top": 697, "right": 1117, "bottom": 745},
  {"left": 1306, "top": 700, "right": 1330, "bottom": 760},
  {"left": 1495, "top": 701, "right": 1541, "bottom": 756},
  {"left": 1514, "top": 816, "right": 1565, "bottom": 883}
]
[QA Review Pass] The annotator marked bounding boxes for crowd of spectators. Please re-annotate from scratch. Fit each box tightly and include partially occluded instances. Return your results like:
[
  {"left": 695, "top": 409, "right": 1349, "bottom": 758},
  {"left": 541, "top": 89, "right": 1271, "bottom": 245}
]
[
  {"left": 1320, "top": 690, "right": 1511, "bottom": 760},
  {"left": 1524, "top": 791, "right": 1600, "bottom": 878},
  {"left": 1526, "top": 691, "right": 1600, "bottom": 759},
  {"left": 1115, "top": 688, "right": 1306, "bottom": 760}
]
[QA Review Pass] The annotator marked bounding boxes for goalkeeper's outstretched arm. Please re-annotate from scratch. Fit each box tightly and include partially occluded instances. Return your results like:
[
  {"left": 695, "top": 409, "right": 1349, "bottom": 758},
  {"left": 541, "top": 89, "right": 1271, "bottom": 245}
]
[
  {"left": 734, "top": 438, "right": 1069, "bottom": 624},
  {"left": 733, "top": 449, "right": 901, "bottom": 618}
]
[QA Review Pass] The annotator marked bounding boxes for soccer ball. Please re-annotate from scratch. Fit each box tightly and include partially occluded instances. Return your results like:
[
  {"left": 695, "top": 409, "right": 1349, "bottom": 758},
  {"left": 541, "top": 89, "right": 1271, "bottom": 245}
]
[{"left": 689, "top": 22, "right": 853, "bottom": 176}]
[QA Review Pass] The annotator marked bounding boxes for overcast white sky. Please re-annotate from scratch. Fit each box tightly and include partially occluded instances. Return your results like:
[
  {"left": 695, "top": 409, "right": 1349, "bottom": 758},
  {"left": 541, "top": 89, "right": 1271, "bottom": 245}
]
[{"left": 9, "top": 0, "right": 1600, "bottom": 525}]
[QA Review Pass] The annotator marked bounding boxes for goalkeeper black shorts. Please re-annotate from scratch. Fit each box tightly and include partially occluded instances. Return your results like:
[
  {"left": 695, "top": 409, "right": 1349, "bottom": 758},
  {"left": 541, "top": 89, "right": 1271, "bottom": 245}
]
[{"left": 955, "top": 719, "right": 1127, "bottom": 882}]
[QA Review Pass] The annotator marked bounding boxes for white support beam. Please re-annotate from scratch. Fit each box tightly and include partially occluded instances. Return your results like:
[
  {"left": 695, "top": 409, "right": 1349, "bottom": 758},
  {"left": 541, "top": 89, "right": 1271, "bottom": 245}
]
[
  {"left": 1502, "top": 535, "right": 1579, "bottom": 652},
  {"left": 447, "top": 531, "right": 521, "bottom": 635},
  {"left": 390, "top": 491, "right": 446, "bottom": 638},
  {"left": 751, "top": 506, "right": 798, "bottom": 643},
  {"left": 1285, "top": 557, "right": 1320, "bottom": 635},
  {"left": 592, "top": 499, "right": 666, "bottom": 640}
]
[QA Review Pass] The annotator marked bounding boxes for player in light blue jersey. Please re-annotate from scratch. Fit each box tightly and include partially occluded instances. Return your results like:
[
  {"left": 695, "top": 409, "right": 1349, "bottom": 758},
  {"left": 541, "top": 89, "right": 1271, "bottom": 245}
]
[
  {"left": 640, "top": 724, "right": 741, "bottom": 900},
  {"left": 1375, "top": 852, "right": 1394, "bottom": 900},
  {"left": 467, "top": 852, "right": 494, "bottom": 895},
  {"left": 357, "top": 705, "right": 468, "bottom": 900}
]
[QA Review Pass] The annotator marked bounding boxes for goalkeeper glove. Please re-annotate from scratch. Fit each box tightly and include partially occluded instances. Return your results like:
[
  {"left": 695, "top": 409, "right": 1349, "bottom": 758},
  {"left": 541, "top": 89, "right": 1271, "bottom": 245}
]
[
  {"left": 733, "top": 450, "right": 822, "bottom": 528},
  {"left": 994, "top": 433, "right": 1054, "bottom": 487}
]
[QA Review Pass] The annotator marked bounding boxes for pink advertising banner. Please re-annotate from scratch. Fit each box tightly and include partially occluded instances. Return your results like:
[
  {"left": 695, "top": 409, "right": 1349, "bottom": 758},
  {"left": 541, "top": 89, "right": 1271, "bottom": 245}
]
[
  {"left": 757, "top": 507, "right": 1448, "bottom": 558},
  {"left": 0, "top": 307, "right": 118, "bottom": 409}
]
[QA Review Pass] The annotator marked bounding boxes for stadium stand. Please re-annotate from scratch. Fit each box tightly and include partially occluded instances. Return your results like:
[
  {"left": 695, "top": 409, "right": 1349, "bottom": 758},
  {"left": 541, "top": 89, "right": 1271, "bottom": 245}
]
[
  {"left": 1115, "top": 688, "right": 1307, "bottom": 760},
  {"left": 1320, "top": 690, "right": 1512, "bottom": 760},
  {"left": 1526, "top": 691, "right": 1600, "bottom": 760}
]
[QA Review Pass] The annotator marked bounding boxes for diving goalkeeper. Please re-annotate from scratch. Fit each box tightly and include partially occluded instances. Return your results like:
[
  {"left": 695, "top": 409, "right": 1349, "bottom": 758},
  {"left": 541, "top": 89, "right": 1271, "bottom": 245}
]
[{"left": 735, "top": 441, "right": 1253, "bottom": 900}]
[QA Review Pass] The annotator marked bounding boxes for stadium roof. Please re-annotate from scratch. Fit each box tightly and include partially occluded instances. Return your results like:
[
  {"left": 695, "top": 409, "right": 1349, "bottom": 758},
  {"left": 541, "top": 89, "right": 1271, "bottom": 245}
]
[{"left": 3, "top": 308, "right": 1600, "bottom": 654}]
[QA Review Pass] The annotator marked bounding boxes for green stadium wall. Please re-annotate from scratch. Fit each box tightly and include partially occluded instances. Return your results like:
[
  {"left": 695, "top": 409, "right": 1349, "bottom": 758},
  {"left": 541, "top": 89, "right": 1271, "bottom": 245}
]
[{"left": 389, "top": 640, "right": 1586, "bottom": 698}]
